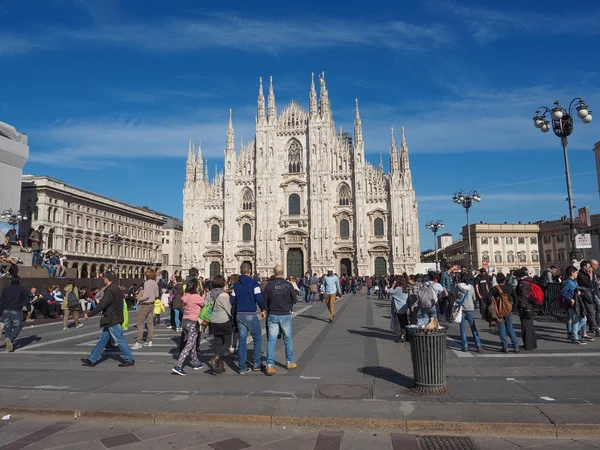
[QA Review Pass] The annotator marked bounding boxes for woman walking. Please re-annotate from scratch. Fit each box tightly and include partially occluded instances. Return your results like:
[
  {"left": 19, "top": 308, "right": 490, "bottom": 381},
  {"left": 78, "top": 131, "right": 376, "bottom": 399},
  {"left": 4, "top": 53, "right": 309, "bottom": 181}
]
[
  {"left": 206, "top": 275, "right": 233, "bottom": 375},
  {"left": 515, "top": 268, "right": 538, "bottom": 350},
  {"left": 389, "top": 276, "right": 409, "bottom": 342},
  {"left": 172, "top": 279, "right": 205, "bottom": 376},
  {"left": 455, "top": 272, "right": 482, "bottom": 353},
  {"left": 132, "top": 269, "right": 159, "bottom": 350}
]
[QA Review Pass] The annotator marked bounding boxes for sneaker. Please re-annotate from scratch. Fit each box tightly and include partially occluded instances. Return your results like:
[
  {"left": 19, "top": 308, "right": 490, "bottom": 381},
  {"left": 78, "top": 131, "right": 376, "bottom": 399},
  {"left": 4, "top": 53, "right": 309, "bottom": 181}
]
[
  {"left": 572, "top": 340, "right": 587, "bottom": 345},
  {"left": 239, "top": 368, "right": 252, "bottom": 375},
  {"left": 266, "top": 367, "right": 276, "bottom": 376},
  {"left": 166, "top": 326, "right": 173, "bottom": 329},
  {"left": 172, "top": 366, "right": 186, "bottom": 376},
  {"left": 131, "top": 342, "right": 143, "bottom": 350},
  {"left": 477, "top": 347, "right": 483, "bottom": 353},
  {"left": 80, "top": 358, "right": 95, "bottom": 367},
  {"left": 193, "top": 362, "right": 204, "bottom": 371},
  {"left": 63, "top": 327, "right": 68, "bottom": 331},
  {"left": 461, "top": 347, "right": 468, "bottom": 352},
  {"left": 144, "top": 341, "right": 153, "bottom": 347},
  {"left": 286, "top": 363, "right": 297, "bottom": 370},
  {"left": 176, "top": 328, "right": 182, "bottom": 333},
  {"left": 4, "top": 338, "right": 13, "bottom": 353},
  {"left": 118, "top": 360, "right": 135, "bottom": 367},
  {"left": 583, "top": 335, "right": 595, "bottom": 341},
  {"left": 502, "top": 348, "right": 509, "bottom": 353},
  {"left": 76, "top": 323, "right": 83, "bottom": 329},
  {"left": 251, "top": 366, "right": 262, "bottom": 372},
  {"left": 514, "top": 346, "right": 521, "bottom": 353}
]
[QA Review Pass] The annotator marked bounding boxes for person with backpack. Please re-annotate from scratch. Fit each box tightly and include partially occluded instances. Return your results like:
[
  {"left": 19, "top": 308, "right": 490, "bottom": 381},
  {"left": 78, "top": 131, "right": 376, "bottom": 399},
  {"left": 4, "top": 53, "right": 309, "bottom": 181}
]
[
  {"left": 486, "top": 273, "right": 520, "bottom": 353},
  {"left": 62, "top": 280, "right": 83, "bottom": 331},
  {"left": 515, "top": 268, "right": 538, "bottom": 350},
  {"left": 417, "top": 271, "right": 445, "bottom": 327},
  {"left": 455, "top": 272, "right": 482, "bottom": 352},
  {"left": 577, "top": 260, "right": 600, "bottom": 337}
]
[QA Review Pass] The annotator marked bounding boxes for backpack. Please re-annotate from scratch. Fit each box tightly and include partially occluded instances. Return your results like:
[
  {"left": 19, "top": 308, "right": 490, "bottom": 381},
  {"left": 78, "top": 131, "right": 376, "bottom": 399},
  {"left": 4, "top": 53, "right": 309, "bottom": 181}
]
[
  {"left": 417, "top": 282, "right": 438, "bottom": 310},
  {"left": 524, "top": 280, "right": 544, "bottom": 305},
  {"left": 492, "top": 286, "right": 512, "bottom": 318},
  {"left": 538, "top": 270, "right": 551, "bottom": 289},
  {"left": 198, "top": 303, "right": 213, "bottom": 324},
  {"left": 67, "top": 290, "right": 79, "bottom": 309}
]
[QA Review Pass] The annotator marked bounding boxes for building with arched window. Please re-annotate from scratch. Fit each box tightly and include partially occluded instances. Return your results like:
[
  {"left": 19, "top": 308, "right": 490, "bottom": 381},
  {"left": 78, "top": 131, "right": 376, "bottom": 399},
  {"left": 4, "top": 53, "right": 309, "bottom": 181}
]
[{"left": 182, "top": 74, "right": 420, "bottom": 277}]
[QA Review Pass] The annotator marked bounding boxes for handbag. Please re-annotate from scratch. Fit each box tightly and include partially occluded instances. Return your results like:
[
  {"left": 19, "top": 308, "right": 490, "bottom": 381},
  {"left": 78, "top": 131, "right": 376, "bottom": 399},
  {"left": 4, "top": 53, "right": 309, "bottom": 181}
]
[{"left": 451, "top": 290, "right": 469, "bottom": 324}]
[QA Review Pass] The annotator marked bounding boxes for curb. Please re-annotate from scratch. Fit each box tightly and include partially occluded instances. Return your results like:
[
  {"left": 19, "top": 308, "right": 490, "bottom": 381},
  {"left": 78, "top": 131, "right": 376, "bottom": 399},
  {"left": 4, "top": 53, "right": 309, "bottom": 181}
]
[{"left": 2, "top": 405, "right": 600, "bottom": 439}]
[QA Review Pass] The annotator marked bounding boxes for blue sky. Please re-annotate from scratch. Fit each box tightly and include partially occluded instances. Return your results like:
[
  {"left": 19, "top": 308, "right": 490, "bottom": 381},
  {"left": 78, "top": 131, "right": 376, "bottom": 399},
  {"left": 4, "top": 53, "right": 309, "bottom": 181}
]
[{"left": 2, "top": 0, "right": 600, "bottom": 250}]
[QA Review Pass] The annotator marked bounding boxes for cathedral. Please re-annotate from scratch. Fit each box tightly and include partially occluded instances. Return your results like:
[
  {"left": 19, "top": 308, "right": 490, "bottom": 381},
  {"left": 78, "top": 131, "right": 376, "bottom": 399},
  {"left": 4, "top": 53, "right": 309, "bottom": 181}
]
[{"left": 182, "top": 73, "right": 420, "bottom": 279}]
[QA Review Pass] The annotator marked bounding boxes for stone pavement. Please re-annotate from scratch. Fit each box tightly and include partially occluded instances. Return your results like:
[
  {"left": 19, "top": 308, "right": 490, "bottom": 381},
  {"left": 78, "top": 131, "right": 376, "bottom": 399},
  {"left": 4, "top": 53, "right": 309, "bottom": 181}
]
[
  {"left": 1, "top": 417, "right": 600, "bottom": 449},
  {"left": 3, "top": 292, "right": 600, "bottom": 439}
]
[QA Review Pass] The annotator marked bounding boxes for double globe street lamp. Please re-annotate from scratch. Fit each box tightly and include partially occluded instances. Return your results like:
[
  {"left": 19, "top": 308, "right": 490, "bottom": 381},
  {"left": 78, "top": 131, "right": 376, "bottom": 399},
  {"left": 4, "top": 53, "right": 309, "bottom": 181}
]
[
  {"left": 533, "top": 98, "right": 593, "bottom": 261},
  {"left": 425, "top": 220, "right": 444, "bottom": 271},
  {"left": 109, "top": 232, "right": 124, "bottom": 278},
  {"left": 452, "top": 190, "right": 481, "bottom": 273},
  {"left": 1, "top": 209, "right": 28, "bottom": 230}
]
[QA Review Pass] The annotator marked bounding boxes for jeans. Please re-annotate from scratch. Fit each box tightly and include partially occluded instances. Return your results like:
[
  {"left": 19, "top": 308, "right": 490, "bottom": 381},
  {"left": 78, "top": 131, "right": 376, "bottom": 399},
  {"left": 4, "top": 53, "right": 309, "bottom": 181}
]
[
  {"left": 266, "top": 314, "right": 294, "bottom": 367},
  {"left": 43, "top": 264, "right": 56, "bottom": 277},
  {"left": 308, "top": 291, "right": 318, "bottom": 302},
  {"left": 568, "top": 309, "right": 587, "bottom": 341},
  {"left": 32, "top": 250, "right": 41, "bottom": 266},
  {"left": 420, "top": 305, "right": 438, "bottom": 321},
  {"left": 88, "top": 323, "right": 134, "bottom": 363},
  {"left": 236, "top": 314, "right": 262, "bottom": 372},
  {"left": 300, "top": 286, "right": 306, "bottom": 302},
  {"left": 498, "top": 313, "right": 519, "bottom": 349},
  {"left": 2, "top": 309, "right": 23, "bottom": 342},
  {"left": 460, "top": 310, "right": 482, "bottom": 349},
  {"left": 173, "top": 308, "right": 183, "bottom": 329},
  {"left": 367, "top": 286, "right": 371, "bottom": 295}
]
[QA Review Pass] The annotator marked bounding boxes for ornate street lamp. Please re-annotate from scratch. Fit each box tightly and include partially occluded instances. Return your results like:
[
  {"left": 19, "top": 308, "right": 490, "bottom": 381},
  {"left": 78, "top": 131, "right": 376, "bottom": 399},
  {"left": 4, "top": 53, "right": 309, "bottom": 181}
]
[
  {"left": 1, "top": 209, "right": 28, "bottom": 230},
  {"left": 425, "top": 219, "right": 444, "bottom": 271},
  {"left": 533, "top": 98, "right": 592, "bottom": 261},
  {"left": 108, "top": 232, "right": 124, "bottom": 278},
  {"left": 452, "top": 190, "right": 481, "bottom": 273}
]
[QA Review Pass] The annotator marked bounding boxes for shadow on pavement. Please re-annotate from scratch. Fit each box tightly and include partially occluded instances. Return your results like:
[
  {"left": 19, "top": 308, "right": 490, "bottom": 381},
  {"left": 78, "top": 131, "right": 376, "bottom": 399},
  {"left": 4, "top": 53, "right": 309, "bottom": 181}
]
[
  {"left": 348, "top": 327, "right": 397, "bottom": 341},
  {"left": 358, "top": 366, "right": 414, "bottom": 389}
]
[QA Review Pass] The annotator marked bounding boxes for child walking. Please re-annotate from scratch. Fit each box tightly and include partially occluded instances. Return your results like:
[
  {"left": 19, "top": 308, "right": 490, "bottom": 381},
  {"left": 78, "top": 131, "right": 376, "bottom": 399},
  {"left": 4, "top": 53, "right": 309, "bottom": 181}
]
[{"left": 154, "top": 297, "right": 165, "bottom": 325}]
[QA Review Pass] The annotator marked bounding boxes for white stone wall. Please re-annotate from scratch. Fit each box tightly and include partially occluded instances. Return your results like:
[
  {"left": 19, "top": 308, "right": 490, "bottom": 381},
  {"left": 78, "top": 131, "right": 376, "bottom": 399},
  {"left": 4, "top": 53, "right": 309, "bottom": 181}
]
[{"left": 0, "top": 124, "right": 29, "bottom": 213}]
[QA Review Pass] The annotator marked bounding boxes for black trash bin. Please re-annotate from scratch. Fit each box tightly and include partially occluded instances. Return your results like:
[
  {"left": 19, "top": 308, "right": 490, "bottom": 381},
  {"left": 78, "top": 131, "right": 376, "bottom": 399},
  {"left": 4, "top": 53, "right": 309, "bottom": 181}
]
[{"left": 407, "top": 326, "right": 449, "bottom": 395}]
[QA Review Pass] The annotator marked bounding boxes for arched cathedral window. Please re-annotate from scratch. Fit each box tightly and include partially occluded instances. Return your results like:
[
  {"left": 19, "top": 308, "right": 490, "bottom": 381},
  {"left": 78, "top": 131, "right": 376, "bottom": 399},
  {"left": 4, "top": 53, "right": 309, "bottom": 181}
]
[
  {"left": 242, "top": 189, "right": 254, "bottom": 210},
  {"left": 340, "top": 219, "right": 350, "bottom": 238},
  {"left": 288, "top": 194, "right": 300, "bottom": 215},
  {"left": 374, "top": 218, "right": 384, "bottom": 237},
  {"left": 288, "top": 141, "right": 302, "bottom": 173},
  {"left": 211, "top": 225, "right": 220, "bottom": 242},
  {"left": 338, "top": 183, "right": 351, "bottom": 206},
  {"left": 242, "top": 223, "right": 251, "bottom": 241}
]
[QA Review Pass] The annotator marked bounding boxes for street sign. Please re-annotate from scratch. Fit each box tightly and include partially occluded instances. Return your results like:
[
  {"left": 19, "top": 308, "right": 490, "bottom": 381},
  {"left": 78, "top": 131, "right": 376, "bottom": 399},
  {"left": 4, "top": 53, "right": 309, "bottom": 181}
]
[
  {"left": 579, "top": 206, "right": 591, "bottom": 228},
  {"left": 575, "top": 233, "right": 592, "bottom": 249}
]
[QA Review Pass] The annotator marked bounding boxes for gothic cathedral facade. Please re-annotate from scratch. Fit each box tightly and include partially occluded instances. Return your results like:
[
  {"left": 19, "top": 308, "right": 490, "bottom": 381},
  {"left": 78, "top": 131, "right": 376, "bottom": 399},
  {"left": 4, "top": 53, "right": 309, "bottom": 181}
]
[{"left": 182, "top": 74, "right": 420, "bottom": 279}]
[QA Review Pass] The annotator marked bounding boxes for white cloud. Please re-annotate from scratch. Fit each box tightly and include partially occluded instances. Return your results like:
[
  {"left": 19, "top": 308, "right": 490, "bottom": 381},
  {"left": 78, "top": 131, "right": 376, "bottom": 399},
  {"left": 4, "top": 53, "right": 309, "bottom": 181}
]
[{"left": 0, "top": 33, "right": 49, "bottom": 57}]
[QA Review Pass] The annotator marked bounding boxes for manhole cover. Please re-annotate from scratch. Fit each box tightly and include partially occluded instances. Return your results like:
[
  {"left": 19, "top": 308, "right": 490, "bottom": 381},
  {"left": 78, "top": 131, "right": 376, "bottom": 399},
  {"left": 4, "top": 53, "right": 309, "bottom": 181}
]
[
  {"left": 419, "top": 435, "right": 477, "bottom": 450},
  {"left": 313, "top": 384, "right": 373, "bottom": 399}
]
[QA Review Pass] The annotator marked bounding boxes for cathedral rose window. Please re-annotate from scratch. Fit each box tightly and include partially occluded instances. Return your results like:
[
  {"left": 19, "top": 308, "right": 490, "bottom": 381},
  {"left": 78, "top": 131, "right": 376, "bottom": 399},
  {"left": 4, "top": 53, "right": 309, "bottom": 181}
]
[
  {"left": 288, "top": 141, "right": 302, "bottom": 173},
  {"left": 242, "top": 189, "right": 254, "bottom": 210},
  {"left": 338, "top": 183, "right": 351, "bottom": 206}
]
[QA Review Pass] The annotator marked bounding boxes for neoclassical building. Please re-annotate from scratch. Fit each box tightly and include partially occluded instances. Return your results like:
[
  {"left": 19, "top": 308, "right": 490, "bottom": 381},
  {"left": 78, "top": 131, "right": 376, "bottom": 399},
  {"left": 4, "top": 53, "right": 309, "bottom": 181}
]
[{"left": 183, "top": 74, "right": 420, "bottom": 278}]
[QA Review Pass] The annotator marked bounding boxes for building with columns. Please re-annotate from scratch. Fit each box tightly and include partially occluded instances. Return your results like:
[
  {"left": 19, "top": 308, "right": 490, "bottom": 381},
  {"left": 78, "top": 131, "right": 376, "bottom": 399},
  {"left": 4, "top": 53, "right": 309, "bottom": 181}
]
[
  {"left": 20, "top": 175, "right": 166, "bottom": 278},
  {"left": 182, "top": 73, "right": 420, "bottom": 279}
]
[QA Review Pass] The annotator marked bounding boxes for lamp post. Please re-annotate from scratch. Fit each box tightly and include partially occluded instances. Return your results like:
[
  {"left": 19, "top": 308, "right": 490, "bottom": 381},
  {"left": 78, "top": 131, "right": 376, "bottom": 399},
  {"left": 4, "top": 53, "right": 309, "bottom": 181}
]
[
  {"left": 425, "top": 219, "right": 444, "bottom": 271},
  {"left": 533, "top": 98, "right": 592, "bottom": 262},
  {"left": 1, "top": 209, "right": 27, "bottom": 231},
  {"left": 452, "top": 190, "right": 481, "bottom": 273},
  {"left": 108, "top": 232, "right": 124, "bottom": 278}
]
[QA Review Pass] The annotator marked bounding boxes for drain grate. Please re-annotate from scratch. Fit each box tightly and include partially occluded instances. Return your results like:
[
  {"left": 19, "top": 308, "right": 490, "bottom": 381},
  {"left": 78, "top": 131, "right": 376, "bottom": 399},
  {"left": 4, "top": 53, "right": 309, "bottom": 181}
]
[
  {"left": 419, "top": 435, "right": 478, "bottom": 450},
  {"left": 313, "top": 384, "right": 373, "bottom": 400}
]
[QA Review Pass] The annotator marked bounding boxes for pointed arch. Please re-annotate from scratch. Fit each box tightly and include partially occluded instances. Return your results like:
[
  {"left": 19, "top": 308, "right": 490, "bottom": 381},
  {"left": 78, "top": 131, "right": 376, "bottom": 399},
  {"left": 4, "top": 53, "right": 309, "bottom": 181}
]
[
  {"left": 287, "top": 139, "right": 303, "bottom": 173},
  {"left": 241, "top": 188, "right": 254, "bottom": 210},
  {"left": 338, "top": 182, "right": 351, "bottom": 206}
]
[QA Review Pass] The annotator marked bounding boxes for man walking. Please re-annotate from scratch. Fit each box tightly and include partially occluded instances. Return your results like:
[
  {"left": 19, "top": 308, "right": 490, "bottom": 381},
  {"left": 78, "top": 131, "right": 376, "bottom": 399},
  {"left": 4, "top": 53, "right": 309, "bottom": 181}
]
[
  {"left": 81, "top": 271, "right": 135, "bottom": 367},
  {"left": 1, "top": 275, "right": 30, "bottom": 352},
  {"left": 28, "top": 225, "right": 44, "bottom": 267},
  {"left": 322, "top": 269, "right": 341, "bottom": 323},
  {"left": 263, "top": 265, "right": 297, "bottom": 375},
  {"left": 231, "top": 262, "right": 266, "bottom": 374},
  {"left": 440, "top": 264, "right": 457, "bottom": 321}
]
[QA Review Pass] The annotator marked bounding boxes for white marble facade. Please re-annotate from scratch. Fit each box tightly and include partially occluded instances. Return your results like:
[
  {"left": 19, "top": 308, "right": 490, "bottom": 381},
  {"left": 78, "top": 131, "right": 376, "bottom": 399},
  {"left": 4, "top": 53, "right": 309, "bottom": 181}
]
[{"left": 182, "top": 74, "right": 420, "bottom": 279}]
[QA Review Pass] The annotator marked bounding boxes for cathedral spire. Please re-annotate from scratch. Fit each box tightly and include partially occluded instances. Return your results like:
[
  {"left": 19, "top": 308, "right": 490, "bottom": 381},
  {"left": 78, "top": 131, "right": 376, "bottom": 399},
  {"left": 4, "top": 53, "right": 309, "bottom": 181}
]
[
  {"left": 257, "top": 77, "right": 266, "bottom": 123},
  {"left": 309, "top": 72, "right": 317, "bottom": 117},
  {"left": 400, "top": 126, "right": 411, "bottom": 174},
  {"left": 354, "top": 98, "right": 363, "bottom": 144},
  {"left": 197, "top": 139, "right": 202, "bottom": 161},
  {"left": 226, "top": 109, "right": 234, "bottom": 152},
  {"left": 379, "top": 153, "right": 383, "bottom": 172},
  {"left": 389, "top": 127, "right": 398, "bottom": 174},
  {"left": 319, "top": 72, "right": 331, "bottom": 119},
  {"left": 267, "top": 76, "right": 276, "bottom": 121},
  {"left": 186, "top": 139, "right": 195, "bottom": 181}
]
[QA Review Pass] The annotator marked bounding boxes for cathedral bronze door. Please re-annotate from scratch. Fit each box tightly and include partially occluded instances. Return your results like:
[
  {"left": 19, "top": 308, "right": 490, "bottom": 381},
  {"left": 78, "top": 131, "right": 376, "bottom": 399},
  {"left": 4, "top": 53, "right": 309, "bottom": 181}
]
[
  {"left": 374, "top": 257, "right": 387, "bottom": 276},
  {"left": 340, "top": 258, "right": 352, "bottom": 276},
  {"left": 286, "top": 248, "right": 304, "bottom": 279}
]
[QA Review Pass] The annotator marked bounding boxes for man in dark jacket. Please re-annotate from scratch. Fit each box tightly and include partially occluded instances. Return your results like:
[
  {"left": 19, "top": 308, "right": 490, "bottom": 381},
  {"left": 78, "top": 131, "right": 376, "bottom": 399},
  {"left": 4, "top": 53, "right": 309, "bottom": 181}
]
[
  {"left": 231, "top": 262, "right": 265, "bottom": 374},
  {"left": 578, "top": 260, "right": 600, "bottom": 336},
  {"left": 0, "top": 275, "right": 30, "bottom": 352},
  {"left": 263, "top": 265, "right": 298, "bottom": 376},
  {"left": 81, "top": 271, "right": 134, "bottom": 367}
]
